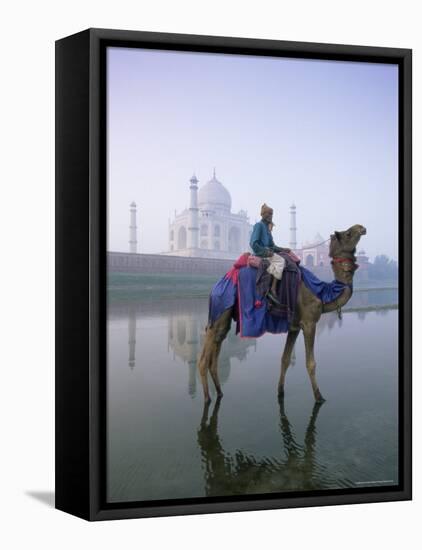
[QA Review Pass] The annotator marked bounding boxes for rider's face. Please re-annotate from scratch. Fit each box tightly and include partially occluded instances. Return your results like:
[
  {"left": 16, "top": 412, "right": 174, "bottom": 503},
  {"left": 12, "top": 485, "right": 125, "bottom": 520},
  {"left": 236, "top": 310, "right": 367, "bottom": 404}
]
[{"left": 263, "top": 210, "right": 273, "bottom": 223}]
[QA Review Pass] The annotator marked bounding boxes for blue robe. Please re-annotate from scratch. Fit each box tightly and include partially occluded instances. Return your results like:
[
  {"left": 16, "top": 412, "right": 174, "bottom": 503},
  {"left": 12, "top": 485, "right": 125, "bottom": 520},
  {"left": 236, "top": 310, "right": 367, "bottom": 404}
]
[{"left": 250, "top": 220, "right": 278, "bottom": 256}]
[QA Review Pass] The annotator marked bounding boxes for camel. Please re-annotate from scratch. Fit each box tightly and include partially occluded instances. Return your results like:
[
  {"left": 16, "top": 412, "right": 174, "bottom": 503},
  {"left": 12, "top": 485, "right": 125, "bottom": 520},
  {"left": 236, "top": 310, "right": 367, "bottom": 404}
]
[{"left": 198, "top": 224, "right": 366, "bottom": 403}]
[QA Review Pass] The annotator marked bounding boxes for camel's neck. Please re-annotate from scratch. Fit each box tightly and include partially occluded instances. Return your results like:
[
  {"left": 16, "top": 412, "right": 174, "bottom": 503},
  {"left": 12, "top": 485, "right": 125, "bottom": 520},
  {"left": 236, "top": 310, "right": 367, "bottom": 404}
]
[
  {"left": 322, "top": 286, "right": 353, "bottom": 313},
  {"left": 322, "top": 250, "right": 357, "bottom": 313},
  {"left": 331, "top": 257, "right": 355, "bottom": 285}
]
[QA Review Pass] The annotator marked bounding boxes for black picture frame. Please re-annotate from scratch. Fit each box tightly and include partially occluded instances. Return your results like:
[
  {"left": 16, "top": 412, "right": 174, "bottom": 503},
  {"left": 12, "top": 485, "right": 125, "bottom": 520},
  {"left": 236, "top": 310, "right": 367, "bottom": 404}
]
[{"left": 55, "top": 27, "right": 412, "bottom": 521}]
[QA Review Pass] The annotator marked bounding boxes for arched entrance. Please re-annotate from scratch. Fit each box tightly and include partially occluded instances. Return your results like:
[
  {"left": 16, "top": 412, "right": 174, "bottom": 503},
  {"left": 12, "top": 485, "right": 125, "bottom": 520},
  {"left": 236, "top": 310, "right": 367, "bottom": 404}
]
[
  {"left": 228, "top": 227, "right": 240, "bottom": 254},
  {"left": 178, "top": 226, "right": 187, "bottom": 249},
  {"left": 305, "top": 254, "right": 314, "bottom": 267}
]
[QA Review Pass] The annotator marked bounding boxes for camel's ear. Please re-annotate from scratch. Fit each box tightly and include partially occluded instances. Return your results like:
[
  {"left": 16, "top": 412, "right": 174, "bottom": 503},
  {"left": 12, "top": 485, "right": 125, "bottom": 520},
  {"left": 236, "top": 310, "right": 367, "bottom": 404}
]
[{"left": 335, "top": 231, "right": 342, "bottom": 240}]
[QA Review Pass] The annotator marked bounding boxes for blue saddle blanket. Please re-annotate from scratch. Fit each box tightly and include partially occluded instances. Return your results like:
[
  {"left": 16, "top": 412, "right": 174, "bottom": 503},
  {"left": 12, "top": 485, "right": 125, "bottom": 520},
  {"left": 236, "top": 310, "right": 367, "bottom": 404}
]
[
  {"left": 299, "top": 265, "right": 352, "bottom": 303},
  {"left": 208, "top": 263, "right": 351, "bottom": 338}
]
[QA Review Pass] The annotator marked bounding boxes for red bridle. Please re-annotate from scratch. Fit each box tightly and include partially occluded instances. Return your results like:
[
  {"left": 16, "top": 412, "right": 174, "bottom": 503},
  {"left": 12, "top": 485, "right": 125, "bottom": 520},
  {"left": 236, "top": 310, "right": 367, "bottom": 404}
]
[{"left": 331, "top": 257, "right": 359, "bottom": 270}]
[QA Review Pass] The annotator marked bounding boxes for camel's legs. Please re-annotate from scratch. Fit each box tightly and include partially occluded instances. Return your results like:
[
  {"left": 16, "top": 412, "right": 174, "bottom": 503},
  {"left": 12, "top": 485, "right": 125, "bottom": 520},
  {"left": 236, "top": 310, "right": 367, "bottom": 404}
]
[
  {"left": 198, "top": 331, "right": 213, "bottom": 402},
  {"left": 209, "top": 341, "right": 224, "bottom": 397},
  {"left": 302, "top": 322, "right": 325, "bottom": 402},
  {"left": 198, "top": 365, "right": 210, "bottom": 402},
  {"left": 278, "top": 329, "right": 300, "bottom": 397},
  {"left": 198, "top": 309, "right": 232, "bottom": 402}
]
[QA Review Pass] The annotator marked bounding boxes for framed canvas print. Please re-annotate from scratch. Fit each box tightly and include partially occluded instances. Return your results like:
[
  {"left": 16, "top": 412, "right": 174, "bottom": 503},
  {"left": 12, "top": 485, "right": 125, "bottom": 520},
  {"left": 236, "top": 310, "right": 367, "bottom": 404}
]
[{"left": 55, "top": 28, "right": 412, "bottom": 520}]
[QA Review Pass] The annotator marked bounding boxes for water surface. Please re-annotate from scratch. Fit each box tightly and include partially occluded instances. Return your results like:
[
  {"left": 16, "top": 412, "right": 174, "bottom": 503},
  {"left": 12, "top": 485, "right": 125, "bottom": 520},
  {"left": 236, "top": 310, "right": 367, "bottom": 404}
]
[{"left": 107, "top": 291, "right": 398, "bottom": 502}]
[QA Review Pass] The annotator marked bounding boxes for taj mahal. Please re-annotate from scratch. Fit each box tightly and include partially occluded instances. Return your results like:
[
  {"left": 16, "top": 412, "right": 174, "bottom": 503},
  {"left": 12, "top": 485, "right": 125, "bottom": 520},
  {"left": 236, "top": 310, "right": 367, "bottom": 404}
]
[
  {"left": 121, "top": 171, "right": 369, "bottom": 279},
  {"left": 166, "top": 169, "right": 252, "bottom": 260}
]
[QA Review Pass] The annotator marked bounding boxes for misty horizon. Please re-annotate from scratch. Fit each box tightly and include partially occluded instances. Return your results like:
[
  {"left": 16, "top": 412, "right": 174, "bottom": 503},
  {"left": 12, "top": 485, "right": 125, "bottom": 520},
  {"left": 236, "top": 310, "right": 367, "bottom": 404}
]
[{"left": 107, "top": 47, "right": 399, "bottom": 262}]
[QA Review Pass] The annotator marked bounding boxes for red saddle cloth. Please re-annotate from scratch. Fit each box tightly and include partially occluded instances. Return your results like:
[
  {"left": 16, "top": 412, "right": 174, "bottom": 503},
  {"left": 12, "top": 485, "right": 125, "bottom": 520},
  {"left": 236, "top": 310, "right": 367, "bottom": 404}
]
[{"left": 225, "top": 253, "right": 250, "bottom": 285}]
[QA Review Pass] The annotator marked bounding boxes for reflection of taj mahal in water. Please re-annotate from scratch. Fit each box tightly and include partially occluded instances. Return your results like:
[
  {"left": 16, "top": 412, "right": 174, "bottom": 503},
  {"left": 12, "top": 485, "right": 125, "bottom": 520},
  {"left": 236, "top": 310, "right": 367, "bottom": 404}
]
[
  {"left": 122, "top": 300, "right": 380, "bottom": 398},
  {"left": 168, "top": 310, "right": 256, "bottom": 397},
  {"left": 124, "top": 301, "right": 257, "bottom": 397}
]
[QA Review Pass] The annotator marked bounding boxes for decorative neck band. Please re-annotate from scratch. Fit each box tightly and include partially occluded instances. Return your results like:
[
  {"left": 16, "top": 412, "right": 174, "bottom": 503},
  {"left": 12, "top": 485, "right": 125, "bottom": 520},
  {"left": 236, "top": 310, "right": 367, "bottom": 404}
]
[{"left": 331, "top": 256, "right": 359, "bottom": 271}]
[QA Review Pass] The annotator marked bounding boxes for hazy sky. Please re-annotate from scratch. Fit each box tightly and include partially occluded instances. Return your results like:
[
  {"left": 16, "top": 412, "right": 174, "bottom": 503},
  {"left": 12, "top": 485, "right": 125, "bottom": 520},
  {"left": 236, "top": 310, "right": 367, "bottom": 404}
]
[{"left": 107, "top": 47, "right": 398, "bottom": 261}]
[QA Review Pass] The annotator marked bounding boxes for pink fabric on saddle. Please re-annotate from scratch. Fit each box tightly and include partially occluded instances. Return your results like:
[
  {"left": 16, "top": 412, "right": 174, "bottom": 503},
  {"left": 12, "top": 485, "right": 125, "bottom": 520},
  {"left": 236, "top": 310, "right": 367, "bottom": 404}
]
[
  {"left": 286, "top": 250, "right": 300, "bottom": 263},
  {"left": 247, "top": 255, "right": 263, "bottom": 268},
  {"left": 226, "top": 253, "right": 251, "bottom": 285}
]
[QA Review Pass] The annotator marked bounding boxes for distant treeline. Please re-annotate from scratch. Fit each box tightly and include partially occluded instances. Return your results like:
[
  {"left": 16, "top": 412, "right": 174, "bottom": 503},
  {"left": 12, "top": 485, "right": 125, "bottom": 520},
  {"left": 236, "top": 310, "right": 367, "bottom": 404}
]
[{"left": 367, "top": 255, "right": 398, "bottom": 281}]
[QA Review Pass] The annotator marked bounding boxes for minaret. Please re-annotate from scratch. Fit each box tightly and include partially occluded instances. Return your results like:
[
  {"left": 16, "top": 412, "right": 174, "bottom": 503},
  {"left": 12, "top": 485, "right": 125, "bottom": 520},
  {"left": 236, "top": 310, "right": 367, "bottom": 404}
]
[
  {"left": 289, "top": 203, "right": 297, "bottom": 251},
  {"left": 186, "top": 316, "right": 198, "bottom": 398},
  {"left": 129, "top": 201, "right": 138, "bottom": 254},
  {"left": 187, "top": 174, "right": 199, "bottom": 252}
]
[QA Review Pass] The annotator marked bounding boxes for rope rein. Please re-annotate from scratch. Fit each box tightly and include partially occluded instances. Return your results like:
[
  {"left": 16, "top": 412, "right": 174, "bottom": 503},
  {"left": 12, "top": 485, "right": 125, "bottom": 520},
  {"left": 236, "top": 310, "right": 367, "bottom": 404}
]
[
  {"left": 292, "top": 237, "right": 331, "bottom": 251},
  {"left": 284, "top": 234, "right": 359, "bottom": 320}
]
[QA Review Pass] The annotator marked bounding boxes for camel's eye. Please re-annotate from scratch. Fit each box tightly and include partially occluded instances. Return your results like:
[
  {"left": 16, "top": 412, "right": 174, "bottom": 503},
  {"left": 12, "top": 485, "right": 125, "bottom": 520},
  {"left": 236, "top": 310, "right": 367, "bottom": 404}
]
[{"left": 346, "top": 231, "right": 351, "bottom": 237}]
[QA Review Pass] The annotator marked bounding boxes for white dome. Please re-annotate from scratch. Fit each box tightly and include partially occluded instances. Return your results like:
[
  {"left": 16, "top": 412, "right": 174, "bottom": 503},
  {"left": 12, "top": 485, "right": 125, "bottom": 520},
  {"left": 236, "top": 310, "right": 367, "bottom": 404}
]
[{"left": 198, "top": 171, "right": 231, "bottom": 211}]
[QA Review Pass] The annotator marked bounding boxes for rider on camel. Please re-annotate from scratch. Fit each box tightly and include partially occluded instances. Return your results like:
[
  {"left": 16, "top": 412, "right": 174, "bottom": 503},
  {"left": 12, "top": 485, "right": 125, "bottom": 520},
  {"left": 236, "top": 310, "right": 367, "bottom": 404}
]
[{"left": 250, "top": 203, "right": 291, "bottom": 305}]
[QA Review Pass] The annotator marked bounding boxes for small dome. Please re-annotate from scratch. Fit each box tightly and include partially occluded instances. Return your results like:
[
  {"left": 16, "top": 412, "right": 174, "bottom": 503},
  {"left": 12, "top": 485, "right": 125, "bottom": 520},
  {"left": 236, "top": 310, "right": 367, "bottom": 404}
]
[{"left": 198, "top": 169, "right": 231, "bottom": 211}]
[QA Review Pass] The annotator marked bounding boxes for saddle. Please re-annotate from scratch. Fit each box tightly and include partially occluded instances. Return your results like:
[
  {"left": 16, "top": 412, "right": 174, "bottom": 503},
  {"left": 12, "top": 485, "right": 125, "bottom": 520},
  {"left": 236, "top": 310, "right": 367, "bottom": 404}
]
[{"left": 255, "top": 252, "right": 301, "bottom": 319}]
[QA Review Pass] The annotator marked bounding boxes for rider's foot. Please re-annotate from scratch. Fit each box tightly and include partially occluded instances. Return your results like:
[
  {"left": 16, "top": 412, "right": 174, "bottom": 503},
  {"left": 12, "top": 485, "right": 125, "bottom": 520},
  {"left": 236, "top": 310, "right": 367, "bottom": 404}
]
[{"left": 267, "top": 290, "right": 281, "bottom": 306}]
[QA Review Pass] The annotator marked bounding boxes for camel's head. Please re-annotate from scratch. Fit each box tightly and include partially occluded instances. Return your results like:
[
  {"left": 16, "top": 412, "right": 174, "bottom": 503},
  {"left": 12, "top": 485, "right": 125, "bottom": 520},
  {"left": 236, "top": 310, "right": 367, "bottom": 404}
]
[{"left": 329, "top": 224, "right": 366, "bottom": 258}]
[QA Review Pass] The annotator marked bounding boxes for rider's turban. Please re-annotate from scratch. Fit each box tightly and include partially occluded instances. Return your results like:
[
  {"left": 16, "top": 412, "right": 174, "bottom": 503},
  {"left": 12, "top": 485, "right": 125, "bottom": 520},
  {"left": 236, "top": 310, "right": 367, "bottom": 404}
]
[{"left": 261, "top": 203, "right": 273, "bottom": 216}]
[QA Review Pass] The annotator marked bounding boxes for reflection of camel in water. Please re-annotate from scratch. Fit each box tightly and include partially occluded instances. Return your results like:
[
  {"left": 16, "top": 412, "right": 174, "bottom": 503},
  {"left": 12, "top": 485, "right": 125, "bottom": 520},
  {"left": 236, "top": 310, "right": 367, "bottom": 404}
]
[
  {"left": 198, "top": 398, "right": 336, "bottom": 496},
  {"left": 198, "top": 225, "right": 366, "bottom": 403}
]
